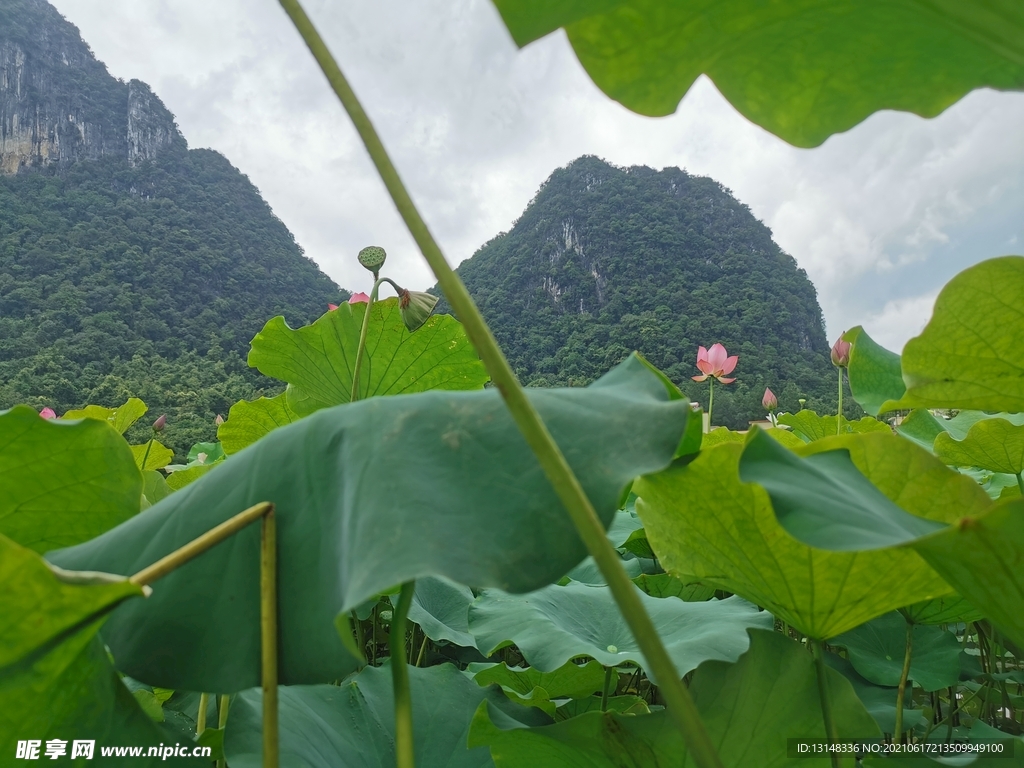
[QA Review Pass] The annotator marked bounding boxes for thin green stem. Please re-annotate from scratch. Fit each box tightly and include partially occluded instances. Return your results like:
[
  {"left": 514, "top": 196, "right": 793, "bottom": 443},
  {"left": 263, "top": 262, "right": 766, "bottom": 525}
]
[
  {"left": 350, "top": 280, "right": 393, "bottom": 405},
  {"left": 261, "top": 509, "right": 279, "bottom": 768},
  {"left": 837, "top": 368, "right": 843, "bottom": 436},
  {"left": 1017, "top": 472, "right": 1023, "bottom": 496},
  {"left": 351, "top": 610, "right": 364, "bottom": 656},
  {"left": 601, "top": 666, "right": 615, "bottom": 712},
  {"left": 811, "top": 640, "right": 842, "bottom": 768},
  {"left": 275, "top": 5, "right": 724, "bottom": 768},
  {"left": 140, "top": 438, "right": 154, "bottom": 471},
  {"left": 196, "top": 692, "right": 209, "bottom": 735},
  {"left": 216, "top": 694, "right": 230, "bottom": 768},
  {"left": 894, "top": 621, "right": 913, "bottom": 741},
  {"left": 392, "top": 582, "right": 416, "bottom": 768},
  {"left": 707, "top": 379, "right": 715, "bottom": 430},
  {"left": 415, "top": 632, "right": 429, "bottom": 667}
]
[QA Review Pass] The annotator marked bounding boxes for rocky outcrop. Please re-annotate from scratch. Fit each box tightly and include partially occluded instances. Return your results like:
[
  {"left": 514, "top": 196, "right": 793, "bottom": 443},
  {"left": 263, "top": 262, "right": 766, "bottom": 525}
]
[{"left": 0, "top": 0, "right": 183, "bottom": 174}]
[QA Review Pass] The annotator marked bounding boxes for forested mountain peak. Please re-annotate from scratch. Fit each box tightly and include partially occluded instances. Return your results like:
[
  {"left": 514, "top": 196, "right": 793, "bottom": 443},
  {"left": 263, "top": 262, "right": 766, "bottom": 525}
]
[
  {"left": 0, "top": 0, "right": 347, "bottom": 455},
  {"left": 446, "top": 155, "right": 838, "bottom": 427},
  {"left": 0, "top": 0, "right": 183, "bottom": 173}
]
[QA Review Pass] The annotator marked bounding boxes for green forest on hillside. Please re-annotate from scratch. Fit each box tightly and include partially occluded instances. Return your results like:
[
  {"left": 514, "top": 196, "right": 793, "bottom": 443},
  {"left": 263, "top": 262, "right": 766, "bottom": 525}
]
[
  {"left": 0, "top": 149, "right": 347, "bottom": 455},
  {"left": 442, "top": 157, "right": 852, "bottom": 429}
]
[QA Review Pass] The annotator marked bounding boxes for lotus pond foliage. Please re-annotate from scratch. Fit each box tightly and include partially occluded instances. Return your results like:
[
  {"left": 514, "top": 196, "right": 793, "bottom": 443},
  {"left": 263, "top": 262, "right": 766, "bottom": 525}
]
[{"left": 2, "top": 2, "right": 1024, "bottom": 768}]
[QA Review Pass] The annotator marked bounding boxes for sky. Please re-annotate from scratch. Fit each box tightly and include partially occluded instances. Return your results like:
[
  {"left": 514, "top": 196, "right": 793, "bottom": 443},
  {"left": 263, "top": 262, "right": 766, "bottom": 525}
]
[{"left": 50, "top": 0, "right": 1024, "bottom": 353}]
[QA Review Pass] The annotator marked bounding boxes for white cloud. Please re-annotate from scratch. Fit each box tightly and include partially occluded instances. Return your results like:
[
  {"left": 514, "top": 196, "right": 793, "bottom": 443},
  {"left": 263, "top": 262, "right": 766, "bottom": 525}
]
[
  {"left": 49, "top": 0, "right": 1024, "bottom": 343},
  {"left": 859, "top": 292, "right": 940, "bottom": 353}
]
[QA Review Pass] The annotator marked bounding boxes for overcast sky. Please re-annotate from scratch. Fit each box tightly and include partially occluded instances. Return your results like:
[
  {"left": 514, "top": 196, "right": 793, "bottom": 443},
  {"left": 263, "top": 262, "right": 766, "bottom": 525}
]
[{"left": 50, "top": 0, "right": 1024, "bottom": 352}]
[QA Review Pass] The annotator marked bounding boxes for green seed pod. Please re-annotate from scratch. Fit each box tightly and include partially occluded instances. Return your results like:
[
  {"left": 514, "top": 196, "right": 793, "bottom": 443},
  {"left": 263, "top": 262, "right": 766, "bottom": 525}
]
[
  {"left": 399, "top": 289, "right": 439, "bottom": 332},
  {"left": 358, "top": 245, "right": 386, "bottom": 273}
]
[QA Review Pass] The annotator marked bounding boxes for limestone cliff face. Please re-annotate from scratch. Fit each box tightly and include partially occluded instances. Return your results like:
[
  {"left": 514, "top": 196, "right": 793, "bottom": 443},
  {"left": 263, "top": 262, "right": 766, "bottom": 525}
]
[{"left": 0, "top": 0, "right": 184, "bottom": 174}]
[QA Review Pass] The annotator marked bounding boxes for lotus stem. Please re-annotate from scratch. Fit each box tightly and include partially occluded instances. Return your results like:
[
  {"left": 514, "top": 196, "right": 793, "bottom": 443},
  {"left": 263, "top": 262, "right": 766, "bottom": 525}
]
[
  {"left": 125, "top": 503, "right": 277, "bottom": 765},
  {"left": 276, "top": 5, "right": 724, "bottom": 767},
  {"left": 894, "top": 620, "right": 913, "bottom": 741},
  {"left": 415, "top": 633, "right": 428, "bottom": 667},
  {"left": 392, "top": 581, "right": 416, "bottom": 768},
  {"left": 837, "top": 368, "right": 843, "bottom": 436},
  {"left": 707, "top": 379, "right": 714, "bottom": 430},
  {"left": 1017, "top": 472, "right": 1023, "bottom": 496},
  {"left": 601, "top": 666, "right": 614, "bottom": 712},
  {"left": 261, "top": 509, "right": 279, "bottom": 768},
  {"left": 216, "top": 694, "right": 230, "bottom": 768},
  {"left": 140, "top": 438, "right": 154, "bottom": 471},
  {"left": 350, "top": 276, "right": 405, "bottom": 402},
  {"left": 129, "top": 502, "right": 274, "bottom": 586},
  {"left": 196, "top": 692, "right": 209, "bottom": 735},
  {"left": 811, "top": 639, "right": 843, "bottom": 768}
]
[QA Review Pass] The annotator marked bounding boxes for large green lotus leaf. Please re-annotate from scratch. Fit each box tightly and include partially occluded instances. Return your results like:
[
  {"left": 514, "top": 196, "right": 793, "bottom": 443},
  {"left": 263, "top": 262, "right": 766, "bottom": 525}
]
[
  {"left": 738, "top": 430, "right": 975, "bottom": 551},
  {"left": 130, "top": 439, "right": 174, "bottom": 471},
  {"left": 898, "top": 409, "right": 1024, "bottom": 452},
  {"left": 0, "top": 535, "right": 198, "bottom": 767},
  {"left": 901, "top": 595, "right": 984, "bottom": 625},
  {"left": 744, "top": 432, "right": 1024, "bottom": 647},
  {"left": 218, "top": 393, "right": 299, "bottom": 455},
  {"left": 491, "top": 1, "right": 1024, "bottom": 148},
  {"left": 832, "top": 612, "right": 961, "bottom": 692},
  {"left": 469, "top": 629, "right": 878, "bottom": 767},
  {"left": 249, "top": 298, "right": 489, "bottom": 418},
  {"left": 632, "top": 572, "right": 717, "bottom": 602},
  {"left": 777, "top": 410, "right": 891, "bottom": 442},
  {"left": 844, "top": 326, "right": 918, "bottom": 415},
  {"left": 635, "top": 437, "right": 969, "bottom": 639},
  {"left": 223, "top": 663, "right": 548, "bottom": 768},
  {"left": 935, "top": 418, "right": 1024, "bottom": 475},
  {"left": 61, "top": 397, "right": 148, "bottom": 434},
  {"left": 408, "top": 576, "right": 477, "bottom": 648},
  {"left": 0, "top": 406, "right": 142, "bottom": 553},
  {"left": 469, "top": 660, "right": 608, "bottom": 701},
  {"left": 822, "top": 653, "right": 925, "bottom": 736},
  {"left": 902, "top": 256, "right": 1024, "bottom": 412},
  {"left": 47, "top": 355, "right": 688, "bottom": 693},
  {"left": 468, "top": 582, "right": 771, "bottom": 685},
  {"left": 910, "top": 500, "right": 1024, "bottom": 648}
]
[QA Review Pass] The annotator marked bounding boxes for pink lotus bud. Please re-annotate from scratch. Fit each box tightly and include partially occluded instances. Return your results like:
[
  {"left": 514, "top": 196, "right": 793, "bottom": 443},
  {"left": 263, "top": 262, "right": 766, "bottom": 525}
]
[
  {"left": 152, "top": 414, "right": 167, "bottom": 432},
  {"left": 40, "top": 407, "right": 57, "bottom": 419},
  {"left": 348, "top": 292, "right": 371, "bottom": 304},
  {"left": 762, "top": 388, "right": 777, "bottom": 411},
  {"left": 831, "top": 336, "right": 852, "bottom": 367},
  {"left": 214, "top": 414, "right": 224, "bottom": 425},
  {"left": 328, "top": 303, "right": 339, "bottom": 311}
]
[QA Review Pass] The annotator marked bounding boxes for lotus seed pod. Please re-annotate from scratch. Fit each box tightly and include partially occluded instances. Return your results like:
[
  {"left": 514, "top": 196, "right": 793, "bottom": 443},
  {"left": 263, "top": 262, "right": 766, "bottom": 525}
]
[
  {"left": 398, "top": 289, "right": 439, "bottom": 332},
  {"left": 358, "top": 245, "right": 386, "bottom": 273}
]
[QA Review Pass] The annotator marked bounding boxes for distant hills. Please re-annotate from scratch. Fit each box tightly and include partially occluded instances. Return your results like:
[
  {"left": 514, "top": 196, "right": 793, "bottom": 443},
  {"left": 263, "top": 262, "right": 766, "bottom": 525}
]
[
  {"left": 442, "top": 156, "right": 842, "bottom": 428},
  {"left": 0, "top": 0, "right": 347, "bottom": 454}
]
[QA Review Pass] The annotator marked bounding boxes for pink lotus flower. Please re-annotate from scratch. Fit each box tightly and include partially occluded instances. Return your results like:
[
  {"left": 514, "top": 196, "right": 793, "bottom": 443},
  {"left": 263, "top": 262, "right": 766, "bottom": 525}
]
[
  {"left": 40, "top": 407, "right": 57, "bottom": 419},
  {"left": 328, "top": 303, "right": 339, "bottom": 311},
  {"left": 152, "top": 414, "right": 167, "bottom": 432},
  {"left": 348, "top": 292, "right": 370, "bottom": 304},
  {"left": 692, "top": 343, "right": 737, "bottom": 384},
  {"left": 831, "top": 335, "right": 851, "bottom": 367},
  {"left": 762, "top": 388, "right": 777, "bottom": 411}
]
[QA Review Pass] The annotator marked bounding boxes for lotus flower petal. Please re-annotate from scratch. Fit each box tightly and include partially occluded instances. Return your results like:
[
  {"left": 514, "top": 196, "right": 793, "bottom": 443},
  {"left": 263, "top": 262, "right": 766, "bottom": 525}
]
[
  {"left": 691, "top": 374, "right": 710, "bottom": 382},
  {"left": 718, "top": 377, "right": 736, "bottom": 385},
  {"left": 721, "top": 355, "right": 739, "bottom": 375},
  {"left": 39, "top": 407, "right": 57, "bottom": 419},
  {"left": 349, "top": 292, "right": 371, "bottom": 304},
  {"left": 706, "top": 343, "right": 729, "bottom": 372},
  {"left": 327, "top": 303, "right": 339, "bottom": 311},
  {"left": 762, "top": 388, "right": 777, "bottom": 410}
]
